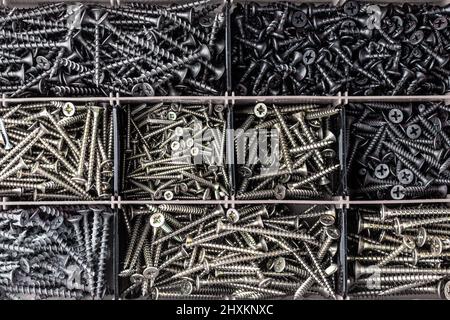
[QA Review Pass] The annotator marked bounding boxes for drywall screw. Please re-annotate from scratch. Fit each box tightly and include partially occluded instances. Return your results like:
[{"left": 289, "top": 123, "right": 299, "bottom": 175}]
[
  {"left": 235, "top": 103, "right": 340, "bottom": 199},
  {"left": 348, "top": 102, "right": 450, "bottom": 200},
  {"left": 86, "top": 107, "right": 101, "bottom": 191},
  {"left": 121, "top": 204, "right": 340, "bottom": 299},
  {"left": 349, "top": 204, "right": 450, "bottom": 299},
  {"left": 95, "top": 211, "right": 113, "bottom": 299},
  {"left": 0, "top": 1, "right": 225, "bottom": 97},
  {"left": 0, "top": 206, "right": 112, "bottom": 299},
  {"left": 122, "top": 102, "right": 229, "bottom": 200},
  {"left": 0, "top": 102, "right": 112, "bottom": 200}
]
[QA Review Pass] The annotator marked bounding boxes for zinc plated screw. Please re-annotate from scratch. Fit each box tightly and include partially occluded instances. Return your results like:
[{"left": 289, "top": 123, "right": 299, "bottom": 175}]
[
  {"left": 0, "top": 206, "right": 112, "bottom": 300},
  {"left": 349, "top": 204, "right": 450, "bottom": 299},
  {"left": 120, "top": 204, "right": 340, "bottom": 299}
]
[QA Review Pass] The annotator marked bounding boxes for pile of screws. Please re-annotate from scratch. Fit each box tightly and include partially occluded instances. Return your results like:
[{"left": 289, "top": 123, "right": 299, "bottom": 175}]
[
  {"left": 231, "top": 2, "right": 450, "bottom": 95},
  {"left": 0, "top": 1, "right": 225, "bottom": 97},
  {"left": 119, "top": 204, "right": 341, "bottom": 300},
  {"left": 0, "top": 102, "right": 113, "bottom": 200},
  {"left": 235, "top": 103, "right": 341, "bottom": 200},
  {"left": 348, "top": 205, "right": 450, "bottom": 300},
  {"left": 0, "top": 206, "right": 113, "bottom": 300},
  {"left": 347, "top": 102, "right": 450, "bottom": 200},
  {"left": 122, "top": 102, "right": 229, "bottom": 201}
]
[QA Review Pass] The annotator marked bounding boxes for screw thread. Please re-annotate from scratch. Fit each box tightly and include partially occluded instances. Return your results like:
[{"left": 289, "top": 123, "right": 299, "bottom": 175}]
[
  {"left": 95, "top": 214, "right": 112, "bottom": 299},
  {"left": 158, "top": 204, "right": 207, "bottom": 215},
  {"left": 5, "top": 285, "right": 83, "bottom": 299},
  {"left": 0, "top": 243, "right": 34, "bottom": 254}
]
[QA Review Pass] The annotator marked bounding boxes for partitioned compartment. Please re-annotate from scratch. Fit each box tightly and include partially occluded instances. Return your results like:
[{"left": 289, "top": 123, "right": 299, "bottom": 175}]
[
  {"left": 0, "top": 100, "right": 115, "bottom": 201},
  {"left": 0, "top": 0, "right": 227, "bottom": 97},
  {"left": 347, "top": 203, "right": 450, "bottom": 300},
  {"left": 0, "top": 204, "right": 115, "bottom": 300},
  {"left": 230, "top": 0, "right": 450, "bottom": 96},
  {"left": 118, "top": 98, "right": 232, "bottom": 201},
  {"left": 345, "top": 100, "right": 450, "bottom": 200},
  {"left": 232, "top": 97, "right": 344, "bottom": 200},
  {"left": 117, "top": 202, "right": 345, "bottom": 300}
]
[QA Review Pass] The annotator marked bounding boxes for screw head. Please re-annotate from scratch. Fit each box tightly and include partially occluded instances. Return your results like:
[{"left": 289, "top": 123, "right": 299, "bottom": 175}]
[
  {"left": 286, "top": 64, "right": 304, "bottom": 83},
  {"left": 143, "top": 266, "right": 159, "bottom": 280},
  {"left": 409, "top": 30, "right": 424, "bottom": 45},
  {"left": 175, "top": 127, "right": 184, "bottom": 137},
  {"left": 433, "top": 16, "right": 448, "bottom": 30},
  {"left": 149, "top": 213, "right": 165, "bottom": 228},
  {"left": 130, "top": 273, "right": 145, "bottom": 284},
  {"left": 411, "top": 47, "right": 423, "bottom": 59},
  {"left": 291, "top": 11, "right": 308, "bottom": 28},
  {"left": 320, "top": 214, "right": 335, "bottom": 227},
  {"left": 235, "top": 84, "right": 248, "bottom": 96},
  {"left": 190, "top": 146, "right": 199, "bottom": 157},
  {"left": 406, "top": 124, "right": 422, "bottom": 139},
  {"left": 402, "top": 236, "right": 416, "bottom": 250},
  {"left": 36, "top": 56, "right": 51, "bottom": 70},
  {"left": 374, "top": 163, "right": 390, "bottom": 179},
  {"left": 353, "top": 261, "right": 364, "bottom": 280},
  {"left": 226, "top": 208, "right": 239, "bottom": 223},
  {"left": 67, "top": 215, "right": 82, "bottom": 225},
  {"left": 390, "top": 185, "right": 405, "bottom": 200},
  {"left": 254, "top": 103, "right": 268, "bottom": 118},
  {"left": 410, "top": 248, "right": 419, "bottom": 266},
  {"left": 416, "top": 227, "right": 427, "bottom": 248},
  {"left": 185, "top": 138, "right": 194, "bottom": 148},
  {"left": 163, "top": 190, "right": 174, "bottom": 201},
  {"left": 167, "top": 111, "right": 177, "bottom": 121},
  {"left": 258, "top": 278, "right": 272, "bottom": 288},
  {"left": 273, "top": 257, "right": 286, "bottom": 273},
  {"left": 302, "top": 49, "right": 316, "bottom": 65},
  {"left": 343, "top": 1, "right": 359, "bottom": 16},
  {"left": 397, "top": 168, "right": 414, "bottom": 185},
  {"left": 388, "top": 108, "right": 403, "bottom": 123},
  {"left": 341, "top": 20, "right": 356, "bottom": 29},
  {"left": 170, "top": 141, "right": 180, "bottom": 151},
  {"left": 132, "top": 83, "right": 154, "bottom": 96},
  {"left": 325, "top": 226, "right": 340, "bottom": 240},
  {"left": 430, "top": 236, "right": 443, "bottom": 255},
  {"left": 274, "top": 184, "right": 286, "bottom": 200},
  {"left": 50, "top": 216, "right": 64, "bottom": 230},
  {"left": 62, "top": 102, "right": 76, "bottom": 117},
  {"left": 179, "top": 280, "right": 193, "bottom": 295},
  {"left": 199, "top": 15, "right": 213, "bottom": 28}
]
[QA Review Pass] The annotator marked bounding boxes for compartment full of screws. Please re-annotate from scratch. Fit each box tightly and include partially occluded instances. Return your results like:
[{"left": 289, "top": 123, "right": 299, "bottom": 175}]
[
  {"left": 0, "top": 1, "right": 226, "bottom": 97},
  {"left": 0, "top": 101, "right": 114, "bottom": 201},
  {"left": 231, "top": 1, "right": 450, "bottom": 96},
  {"left": 120, "top": 102, "right": 230, "bottom": 201},
  {"left": 234, "top": 102, "right": 342, "bottom": 200},
  {"left": 348, "top": 204, "right": 450, "bottom": 300},
  {"left": 346, "top": 102, "right": 450, "bottom": 200},
  {"left": 0, "top": 206, "right": 114, "bottom": 300},
  {"left": 118, "top": 204, "right": 343, "bottom": 300}
]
